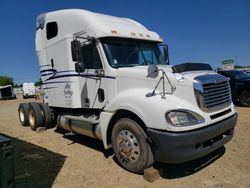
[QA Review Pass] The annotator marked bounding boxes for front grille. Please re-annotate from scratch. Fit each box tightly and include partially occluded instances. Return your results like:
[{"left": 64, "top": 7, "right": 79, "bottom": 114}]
[
  {"left": 194, "top": 74, "right": 232, "bottom": 112},
  {"left": 203, "top": 81, "right": 231, "bottom": 108}
]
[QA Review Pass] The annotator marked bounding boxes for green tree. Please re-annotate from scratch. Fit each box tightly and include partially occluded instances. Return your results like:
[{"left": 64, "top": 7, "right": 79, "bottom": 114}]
[
  {"left": 35, "top": 78, "right": 42, "bottom": 86},
  {"left": 0, "top": 76, "right": 14, "bottom": 86}
]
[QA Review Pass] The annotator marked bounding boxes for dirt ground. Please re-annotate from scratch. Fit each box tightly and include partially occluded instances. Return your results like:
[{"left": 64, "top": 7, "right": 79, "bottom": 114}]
[{"left": 0, "top": 94, "right": 250, "bottom": 188}]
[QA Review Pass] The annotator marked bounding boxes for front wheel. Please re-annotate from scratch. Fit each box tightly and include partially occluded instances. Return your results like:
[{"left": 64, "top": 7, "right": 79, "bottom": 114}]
[
  {"left": 111, "top": 118, "right": 154, "bottom": 174},
  {"left": 238, "top": 91, "right": 250, "bottom": 107}
]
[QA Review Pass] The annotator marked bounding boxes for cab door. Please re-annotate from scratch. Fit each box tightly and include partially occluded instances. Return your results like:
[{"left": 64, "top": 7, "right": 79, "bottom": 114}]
[{"left": 79, "top": 42, "right": 106, "bottom": 109}]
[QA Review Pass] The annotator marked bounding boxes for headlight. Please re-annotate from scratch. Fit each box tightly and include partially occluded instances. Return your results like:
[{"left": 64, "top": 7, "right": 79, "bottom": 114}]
[{"left": 165, "top": 110, "right": 204, "bottom": 127}]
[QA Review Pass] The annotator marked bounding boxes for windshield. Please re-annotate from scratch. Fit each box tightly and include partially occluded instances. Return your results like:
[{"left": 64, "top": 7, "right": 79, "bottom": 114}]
[
  {"left": 230, "top": 70, "right": 249, "bottom": 80},
  {"left": 101, "top": 38, "right": 165, "bottom": 68}
]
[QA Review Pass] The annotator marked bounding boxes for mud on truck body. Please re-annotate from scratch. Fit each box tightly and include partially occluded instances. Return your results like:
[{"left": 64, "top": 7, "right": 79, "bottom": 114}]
[{"left": 18, "top": 9, "right": 237, "bottom": 173}]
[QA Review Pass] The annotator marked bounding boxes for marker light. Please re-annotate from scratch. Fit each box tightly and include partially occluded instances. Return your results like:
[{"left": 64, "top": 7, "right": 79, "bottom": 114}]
[{"left": 111, "top": 30, "right": 118, "bottom": 34}]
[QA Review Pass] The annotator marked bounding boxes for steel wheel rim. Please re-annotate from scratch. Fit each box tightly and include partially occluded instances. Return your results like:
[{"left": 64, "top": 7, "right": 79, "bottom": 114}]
[
  {"left": 117, "top": 129, "right": 140, "bottom": 164},
  {"left": 29, "top": 111, "right": 35, "bottom": 126},
  {"left": 240, "top": 91, "right": 250, "bottom": 106},
  {"left": 19, "top": 109, "right": 25, "bottom": 123}
]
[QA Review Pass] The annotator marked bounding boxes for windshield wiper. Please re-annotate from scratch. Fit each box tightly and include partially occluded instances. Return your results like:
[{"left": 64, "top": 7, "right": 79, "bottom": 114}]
[{"left": 112, "top": 64, "right": 135, "bottom": 68}]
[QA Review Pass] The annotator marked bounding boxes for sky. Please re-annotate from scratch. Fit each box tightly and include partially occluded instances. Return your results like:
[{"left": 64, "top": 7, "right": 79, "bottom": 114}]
[{"left": 0, "top": 0, "right": 249, "bottom": 84}]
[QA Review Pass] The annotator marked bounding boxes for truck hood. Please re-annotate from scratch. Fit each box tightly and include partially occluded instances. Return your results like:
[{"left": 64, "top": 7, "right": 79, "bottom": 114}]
[
  {"left": 234, "top": 77, "right": 250, "bottom": 88},
  {"left": 108, "top": 66, "right": 235, "bottom": 132},
  {"left": 116, "top": 65, "right": 217, "bottom": 90},
  {"left": 115, "top": 66, "right": 218, "bottom": 115},
  {"left": 116, "top": 65, "right": 176, "bottom": 94}
]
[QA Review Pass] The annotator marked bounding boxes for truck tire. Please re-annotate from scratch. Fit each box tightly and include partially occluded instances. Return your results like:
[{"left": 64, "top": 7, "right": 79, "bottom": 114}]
[
  {"left": 28, "top": 102, "right": 43, "bottom": 131},
  {"left": 111, "top": 118, "right": 154, "bottom": 174},
  {"left": 38, "top": 103, "right": 52, "bottom": 128},
  {"left": 18, "top": 103, "right": 29, "bottom": 126},
  {"left": 239, "top": 91, "right": 250, "bottom": 107}
]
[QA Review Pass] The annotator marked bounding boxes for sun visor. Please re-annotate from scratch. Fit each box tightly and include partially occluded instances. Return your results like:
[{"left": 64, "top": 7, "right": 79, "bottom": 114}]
[{"left": 172, "top": 63, "right": 212, "bottom": 73}]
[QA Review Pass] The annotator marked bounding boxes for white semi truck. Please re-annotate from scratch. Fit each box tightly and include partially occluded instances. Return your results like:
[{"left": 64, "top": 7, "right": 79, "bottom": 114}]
[
  {"left": 22, "top": 82, "right": 36, "bottom": 99},
  {"left": 18, "top": 9, "right": 237, "bottom": 173}
]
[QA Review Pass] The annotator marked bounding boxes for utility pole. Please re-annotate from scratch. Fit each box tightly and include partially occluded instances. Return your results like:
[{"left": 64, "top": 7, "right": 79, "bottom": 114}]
[{"left": 234, "top": 56, "right": 238, "bottom": 68}]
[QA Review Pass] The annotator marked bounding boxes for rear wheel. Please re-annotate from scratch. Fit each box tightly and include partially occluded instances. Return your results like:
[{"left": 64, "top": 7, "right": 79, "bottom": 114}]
[
  {"left": 18, "top": 103, "right": 29, "bottom": 126},
  {"left": 28, "top": 102, "right": 43, "bottom": 131},
  {"left": 111, "top": 118, "right": 154, "bottom": 174},
  {"left": 239, "top": 91, "right": 250, "bottom": 107},
  {"left": 38, "top": 103, "right": 52, "bottom": 128}
]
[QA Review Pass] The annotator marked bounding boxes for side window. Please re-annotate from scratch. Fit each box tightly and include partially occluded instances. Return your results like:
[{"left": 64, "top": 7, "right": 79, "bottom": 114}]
[
  {"left": 81, "top": 44, "right": 102, "bottom": 69},
  {"left": 46, "top": 22, "right": 58, "bottom": 40}
]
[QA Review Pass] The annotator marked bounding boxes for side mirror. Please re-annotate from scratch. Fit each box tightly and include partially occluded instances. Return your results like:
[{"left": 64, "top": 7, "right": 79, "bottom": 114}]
[
  {"left": 72, "top": 40, "right": 85, "bottom": 73},
  {"left": 75, "top": 62, "right": 85, "bottom": 73},
  {"left": 147, "top": 64, "right": 159, "bottom": 78},
  {"left": 71, "top": 40, "right": 81, "bottom": 62},
  {"left": 163, "top": 46, "right": 169, "bottom": 64}
]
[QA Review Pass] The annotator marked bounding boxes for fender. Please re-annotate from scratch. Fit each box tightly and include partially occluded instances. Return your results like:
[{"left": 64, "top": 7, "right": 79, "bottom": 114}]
[{"left": 100, "top": 88, "right": 178, "bottom": 149}]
